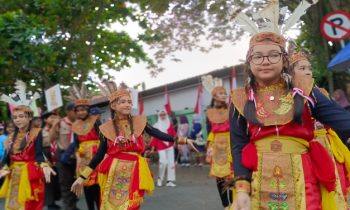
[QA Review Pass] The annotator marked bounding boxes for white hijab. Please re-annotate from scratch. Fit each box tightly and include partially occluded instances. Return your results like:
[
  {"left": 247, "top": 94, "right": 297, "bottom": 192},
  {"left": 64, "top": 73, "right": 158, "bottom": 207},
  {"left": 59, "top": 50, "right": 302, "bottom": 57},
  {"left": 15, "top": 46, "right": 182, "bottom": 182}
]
[{"left": 153, "top": 110, "right": 170, "bottom": 133}]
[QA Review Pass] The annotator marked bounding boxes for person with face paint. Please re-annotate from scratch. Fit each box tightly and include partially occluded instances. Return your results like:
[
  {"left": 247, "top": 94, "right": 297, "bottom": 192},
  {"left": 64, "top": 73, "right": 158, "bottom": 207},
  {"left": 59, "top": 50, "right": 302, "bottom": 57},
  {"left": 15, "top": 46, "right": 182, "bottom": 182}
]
[
  {"left": 65, "top": 84, "right": 101, "bottom": 210},
  {"left": 0, "top": 80, "right": 56, "bottom": 210},
  {"left": 150, "top": 110, "right": 177, "bottom": 187},
  {"left": 205, "top": 85, "right": 233, "bottom": 210},
  {"left": 229, "top": 1, "right": 350, "bottom": 210},
  {"left": 290, "top": 51, "right": 350, "bottom": 209},
  {"left": 70, "top": 81, "right": 197, "bottom": 210}
]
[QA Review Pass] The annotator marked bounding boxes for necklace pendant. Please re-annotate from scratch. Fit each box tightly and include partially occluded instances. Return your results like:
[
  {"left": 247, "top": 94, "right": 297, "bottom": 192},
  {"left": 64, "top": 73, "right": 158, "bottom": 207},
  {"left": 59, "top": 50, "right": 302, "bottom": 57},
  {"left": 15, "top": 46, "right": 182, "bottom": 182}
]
[{"left": 269, "top": 96, "right": 275, "bottom": 101}]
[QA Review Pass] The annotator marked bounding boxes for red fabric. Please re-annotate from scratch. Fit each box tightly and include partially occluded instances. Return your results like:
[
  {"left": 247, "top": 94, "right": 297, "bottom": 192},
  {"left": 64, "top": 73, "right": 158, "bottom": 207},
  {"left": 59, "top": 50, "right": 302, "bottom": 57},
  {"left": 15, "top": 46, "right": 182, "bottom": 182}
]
[
  {"left": 149, "top": 124, "right": 175, "bottom": 151},
  {"left": 249, "top": 104, "right": 315, "bottom": 143},
  {"left": 241, "top": 143, "right": 258, "bottom": 171},
  {"left": 210, "top": 120, "right": 230, "bottom": 133},
  {"left": 194, "top": 84, "right": 203, "bottom": 114},
  {"left": 302, "top": 153, "right": 322, "bottom": 210},
  {"left": 335, "top": 162, "right": 348, "bottom": 198},
  {"left": 78, "top": 129, "right": 99, "bottom": 142},
  {"left": 309, "top": 141, "right": 336, "bottom": 192},
  {"left": 164, "top": 86, "right": 172, "bottom": 115},
  {"left": 139, "top": 95, "right": 144, "bottom": 115},
  {"left": 25, "top": 162, "right": 44, "bottom": 210},
  {"left": 11, "top": 134, "right": 38, "bottom": 162}
]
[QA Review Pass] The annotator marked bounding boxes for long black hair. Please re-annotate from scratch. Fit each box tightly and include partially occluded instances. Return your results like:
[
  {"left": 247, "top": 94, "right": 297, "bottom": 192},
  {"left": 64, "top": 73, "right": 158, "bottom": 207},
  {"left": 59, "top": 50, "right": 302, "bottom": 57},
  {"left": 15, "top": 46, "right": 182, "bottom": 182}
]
[{"left": 243, "top": 46, "right": 304, "bottom": 125}]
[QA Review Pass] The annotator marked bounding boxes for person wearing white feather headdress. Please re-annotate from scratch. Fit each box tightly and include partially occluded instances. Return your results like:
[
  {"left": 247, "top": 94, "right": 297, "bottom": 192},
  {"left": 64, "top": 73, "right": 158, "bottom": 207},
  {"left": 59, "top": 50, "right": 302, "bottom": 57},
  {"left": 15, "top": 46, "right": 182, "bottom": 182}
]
[
  {"left": 227, "top": 1, "right": 350, "bottom": 210},
  {"left": 0, "top": 80, "right": 56, "bottom": 210},
  {"left": 70, "top": 80, "right": 198, "bottom": 210},
  {"left": 202, "top": 75, "right": 233, "bottom": 210},
  {"left": 64, "top": 83, "right": 101, "bottom": 210}
]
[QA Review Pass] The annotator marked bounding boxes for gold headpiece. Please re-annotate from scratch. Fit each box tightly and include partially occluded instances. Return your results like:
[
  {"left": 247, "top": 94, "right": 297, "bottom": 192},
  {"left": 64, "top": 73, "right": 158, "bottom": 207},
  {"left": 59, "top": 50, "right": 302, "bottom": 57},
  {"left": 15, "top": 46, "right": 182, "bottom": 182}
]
[
  {"left": 0, "top": 80, "right": 40, "bottom": 112},
  {"left": 65, "top": 84, "right": 90, "bottom": 107},
  {"left": 231, "top": 0, "right": 318, "bottom": 50},
  {"left": 289, "top": 51, "right": 309, "bottom": 65},
  {"left": 97, "top": 80, "right": 131, "bottom": 102}
]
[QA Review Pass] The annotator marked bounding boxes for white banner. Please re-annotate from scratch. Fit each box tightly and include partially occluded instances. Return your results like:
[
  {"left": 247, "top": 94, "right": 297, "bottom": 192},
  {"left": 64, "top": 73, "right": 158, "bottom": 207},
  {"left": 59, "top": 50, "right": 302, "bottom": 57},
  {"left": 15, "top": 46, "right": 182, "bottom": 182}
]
[
  {"left": 129, "top": 88, "right": 139, "bottom": 109},
  {"left": 45, "top": 84, "right": 63, "bottom": 112}
]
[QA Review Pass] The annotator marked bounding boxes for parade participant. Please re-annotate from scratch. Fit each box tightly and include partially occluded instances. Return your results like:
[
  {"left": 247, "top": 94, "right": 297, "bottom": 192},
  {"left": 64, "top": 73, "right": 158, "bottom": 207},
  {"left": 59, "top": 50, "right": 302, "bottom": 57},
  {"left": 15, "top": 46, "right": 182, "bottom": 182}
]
[
  {"left": 150, "top": 110, "right": 177, "bottom": 187},
  {"left": 202, "top": 75, "right": 233, "bottom": 210},
  {"left": 333, "top": 89, "right": 350, "bottom": 110},
  {"left": 65, "top": 84, "right": 101, "bottom": 210},
  {"left": 290, "top": 50, "right": 350, "bottom": 209},
  {"left": 41, "top": 111, "right": 61, "bottom": 210},
  {"left": 177, "top": 115, "right": 190, "bottom": 167},
  {"left": 71, "top": 81, "right": 197, "bottom": 210},
  {"left": 0, "top": 80, "right": 56, "bottom": 210},
  {"left": 190, "top": 114, "right": 205, "bottom": 167},
  {"left": 229, "top": 1, "right": 350, "bottom": 209},
  {"left": 50, "top": 102, "right": 79, "bottom": 210}
]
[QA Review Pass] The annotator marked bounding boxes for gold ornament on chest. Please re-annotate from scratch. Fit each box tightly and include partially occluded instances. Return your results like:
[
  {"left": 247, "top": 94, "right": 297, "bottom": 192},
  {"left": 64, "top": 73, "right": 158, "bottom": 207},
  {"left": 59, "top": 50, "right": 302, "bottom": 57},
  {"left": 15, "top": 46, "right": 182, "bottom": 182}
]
[{"left": 256, "top": 92, "right": 293, "bottom": 118}]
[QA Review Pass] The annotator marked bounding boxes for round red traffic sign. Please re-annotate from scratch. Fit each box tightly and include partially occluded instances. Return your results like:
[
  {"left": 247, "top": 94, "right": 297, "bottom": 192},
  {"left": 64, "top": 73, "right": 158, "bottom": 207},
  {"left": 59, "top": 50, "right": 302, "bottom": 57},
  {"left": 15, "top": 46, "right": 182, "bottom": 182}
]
[{"left": 320, "top": 11, "right": 350, "bottom": 41}]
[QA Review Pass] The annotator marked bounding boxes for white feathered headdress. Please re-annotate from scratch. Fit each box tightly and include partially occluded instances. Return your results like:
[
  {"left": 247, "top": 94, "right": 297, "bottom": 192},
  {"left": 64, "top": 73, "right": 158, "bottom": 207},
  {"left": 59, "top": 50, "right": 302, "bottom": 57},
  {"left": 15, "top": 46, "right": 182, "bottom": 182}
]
[
  {"left": 231, "top": 0, "right": 318, "bottom": 36},
  {"left": 0, "top": 80, "right": 40, "bottom": 107},
  {"left": 201, "top": 75, "right": 224, "bottom": 96},
  {"left": 97, "top": 79, "right": 130, "bottom": 102}
]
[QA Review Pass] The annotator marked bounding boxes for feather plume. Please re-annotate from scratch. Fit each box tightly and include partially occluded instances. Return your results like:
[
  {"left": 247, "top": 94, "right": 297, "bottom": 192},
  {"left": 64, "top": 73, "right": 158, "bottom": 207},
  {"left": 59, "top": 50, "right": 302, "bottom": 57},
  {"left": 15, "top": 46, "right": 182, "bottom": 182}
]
[
  {"left": 201, "top": 75, "right": 215, "bottom": 94},
  {"left": 72, "top": 85, "right": 82, "bottom": 99},
  {"left": 101, "top": 79, "right": 111, "bottom": 94},
  {"left": 97, "top": 82, "right": 110, "bottom": 97},
  {"left": 80, "top": 83, "right": 88, "bottom": 99},
  {"left": 231, "top": 9, "right": 259, "bottom": 35},
  {"left": 14, "top": 80, "right": 27, "bottom": 104},
  {"left": 282, "top": 0, "right": 317, "bottom": 33},
  {"left": 0, "top": 94, "right": 18, "bottom": 106},
  {"left": 253, "top": 0, "right": 280, "bottom": 34},
  {"left": 107, "top": 81, "right": 117, "bottom": 93}
]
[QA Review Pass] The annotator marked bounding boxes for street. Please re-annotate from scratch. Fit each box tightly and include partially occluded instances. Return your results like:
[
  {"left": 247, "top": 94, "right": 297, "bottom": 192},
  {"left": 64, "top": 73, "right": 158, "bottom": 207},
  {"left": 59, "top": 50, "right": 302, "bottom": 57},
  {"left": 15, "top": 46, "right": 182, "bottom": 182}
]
[{"left": 0, "top": 165, "right": 225, "bottom": 210}]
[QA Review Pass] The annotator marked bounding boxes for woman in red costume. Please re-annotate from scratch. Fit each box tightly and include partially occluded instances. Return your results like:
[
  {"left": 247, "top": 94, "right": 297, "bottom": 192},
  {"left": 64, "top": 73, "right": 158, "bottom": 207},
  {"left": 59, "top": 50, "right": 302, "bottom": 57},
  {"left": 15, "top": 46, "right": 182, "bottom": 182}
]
[
  {"left": 230, "top": 1, "right": 350, "bottom": 209},
  {"left": 290, "top": 50, "right": 350, "bottom": 209},
  {"left": 71, "top": 82, "right": 196, "bottom": 210},
  {"left": 0, "top": 80, "right": 56, "bottom": 210}
]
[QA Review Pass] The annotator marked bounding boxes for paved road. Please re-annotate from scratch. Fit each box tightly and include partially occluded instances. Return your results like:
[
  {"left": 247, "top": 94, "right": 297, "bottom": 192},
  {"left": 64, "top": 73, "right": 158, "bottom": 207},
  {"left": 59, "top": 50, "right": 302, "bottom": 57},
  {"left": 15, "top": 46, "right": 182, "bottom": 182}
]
[{"left": 0, "top": 165, "right": 225, "bottom": 210}]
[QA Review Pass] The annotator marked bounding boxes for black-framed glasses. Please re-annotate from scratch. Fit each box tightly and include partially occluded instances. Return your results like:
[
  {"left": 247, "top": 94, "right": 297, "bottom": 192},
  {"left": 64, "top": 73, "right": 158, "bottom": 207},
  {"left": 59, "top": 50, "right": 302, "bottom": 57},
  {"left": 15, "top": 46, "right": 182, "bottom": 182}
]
[{"left": 249, "top": 53, "right": 283, "bottom": 65}]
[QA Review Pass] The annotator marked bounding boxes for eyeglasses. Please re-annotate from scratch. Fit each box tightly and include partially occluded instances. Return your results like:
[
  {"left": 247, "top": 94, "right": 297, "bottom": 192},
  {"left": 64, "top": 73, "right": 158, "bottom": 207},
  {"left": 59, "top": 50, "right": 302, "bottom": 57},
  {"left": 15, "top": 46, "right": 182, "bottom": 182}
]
[{"left": 249, "top": 52, "right": 283, "bottom": 65}]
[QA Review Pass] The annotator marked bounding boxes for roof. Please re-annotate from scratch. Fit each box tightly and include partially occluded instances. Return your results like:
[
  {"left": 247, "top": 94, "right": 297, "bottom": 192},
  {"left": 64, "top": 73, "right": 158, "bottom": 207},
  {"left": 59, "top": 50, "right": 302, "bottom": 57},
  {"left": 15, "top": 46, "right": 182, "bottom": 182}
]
[{"left": 141, "top": 64, "right": 245, "bottom": 99}]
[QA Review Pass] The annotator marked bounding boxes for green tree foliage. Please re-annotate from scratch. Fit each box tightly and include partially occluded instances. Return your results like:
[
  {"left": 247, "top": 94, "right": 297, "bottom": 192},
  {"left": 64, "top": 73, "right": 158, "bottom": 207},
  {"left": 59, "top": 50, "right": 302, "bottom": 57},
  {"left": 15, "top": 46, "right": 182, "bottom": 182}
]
[{"left": 0, "top": 0, "right": 154, "bottom": 98}]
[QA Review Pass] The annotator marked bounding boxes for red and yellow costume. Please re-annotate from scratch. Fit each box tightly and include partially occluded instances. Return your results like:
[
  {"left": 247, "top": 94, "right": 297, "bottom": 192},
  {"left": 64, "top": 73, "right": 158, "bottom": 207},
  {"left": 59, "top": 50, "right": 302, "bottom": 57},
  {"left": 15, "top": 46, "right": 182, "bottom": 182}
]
[
  {"left": 80, "top": 116, "right": 176, "bottom": 210},
  {"left": 0, "top": 128, "right": 45, "bottom": 210},
  {"left": 231, "top": 76, "right": 350, "bottom": 210},
  {"left": 72, "top": 115, "right": 100, "bottom": 186},
  {"left": 206, "top": 108, "right": 232, "bottom": 178}
]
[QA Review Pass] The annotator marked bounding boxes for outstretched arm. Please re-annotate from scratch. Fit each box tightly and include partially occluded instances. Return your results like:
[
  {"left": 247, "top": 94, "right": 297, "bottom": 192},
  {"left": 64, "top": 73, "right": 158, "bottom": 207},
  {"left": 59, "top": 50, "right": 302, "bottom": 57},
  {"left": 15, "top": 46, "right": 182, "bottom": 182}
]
[{"left": 144, "top": 123, "right": 176, "bottom": 142}]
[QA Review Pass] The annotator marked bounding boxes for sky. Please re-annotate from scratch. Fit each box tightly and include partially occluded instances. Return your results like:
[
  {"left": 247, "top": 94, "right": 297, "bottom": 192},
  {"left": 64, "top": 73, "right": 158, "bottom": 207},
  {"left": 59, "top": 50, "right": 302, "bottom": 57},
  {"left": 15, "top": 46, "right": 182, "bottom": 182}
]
[{"left": 108, "top": 21, "right": 250, "bottom": 90}]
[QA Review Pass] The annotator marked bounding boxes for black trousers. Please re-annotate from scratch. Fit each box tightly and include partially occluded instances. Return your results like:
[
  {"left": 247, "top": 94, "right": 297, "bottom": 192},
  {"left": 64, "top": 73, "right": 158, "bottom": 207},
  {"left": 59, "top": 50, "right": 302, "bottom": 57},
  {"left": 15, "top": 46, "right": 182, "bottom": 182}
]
[
  {"left": 83, "top": 184, "right": 100, "bottom": 210},
  {"left": 56, "top": 148, "right": 79, "bottom": 210},
  {"left": 43, "top": 147, "right": 61, "bottom": 206},
  {"left": 216, "top": 178, "right": 233, "bottom": 208}
]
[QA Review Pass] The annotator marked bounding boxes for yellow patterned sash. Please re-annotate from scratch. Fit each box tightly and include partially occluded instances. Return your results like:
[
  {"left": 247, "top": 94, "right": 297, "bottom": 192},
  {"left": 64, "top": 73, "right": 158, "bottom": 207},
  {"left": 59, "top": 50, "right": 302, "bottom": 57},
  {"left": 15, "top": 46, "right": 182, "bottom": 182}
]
[
  {"left": 77, "top": 140, "right": 100, "bottom": 186},
  {"left": 99, "top": 152, "right": 154, "bottom": 210},
  {"left": 0, "top": 161, "right": 35, "bottom": 210},
  {"left": 209, "top": 132, "right": 232, "bottom": 178}
]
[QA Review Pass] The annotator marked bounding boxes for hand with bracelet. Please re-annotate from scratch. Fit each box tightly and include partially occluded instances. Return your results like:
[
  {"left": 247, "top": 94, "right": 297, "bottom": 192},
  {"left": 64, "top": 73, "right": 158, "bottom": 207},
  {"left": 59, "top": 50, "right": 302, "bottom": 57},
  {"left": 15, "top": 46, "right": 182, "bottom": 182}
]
[
  {"left": 176, "top": 136, "right": 199, "bottom": 152},
  {"left": 40, "top": 162, "right": 57, "bottom": 183},
  {"left": 232, "top": 180, "right": 251, "bottom": 210}
]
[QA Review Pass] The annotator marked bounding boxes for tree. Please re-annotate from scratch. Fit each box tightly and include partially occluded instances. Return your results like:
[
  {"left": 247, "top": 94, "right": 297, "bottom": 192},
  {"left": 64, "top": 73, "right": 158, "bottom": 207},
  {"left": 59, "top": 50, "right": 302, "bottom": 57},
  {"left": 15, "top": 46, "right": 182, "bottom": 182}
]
[{"left": 0, "top": 0, "right": 156, "bottom": 102}]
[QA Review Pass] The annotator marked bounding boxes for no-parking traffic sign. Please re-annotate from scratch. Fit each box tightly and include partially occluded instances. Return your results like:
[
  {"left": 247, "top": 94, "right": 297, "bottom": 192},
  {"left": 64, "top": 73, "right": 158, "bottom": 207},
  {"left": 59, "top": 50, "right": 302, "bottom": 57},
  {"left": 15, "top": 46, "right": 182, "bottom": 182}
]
[{"left": 320, "top": 11, "right": 350, "bottom": 41}]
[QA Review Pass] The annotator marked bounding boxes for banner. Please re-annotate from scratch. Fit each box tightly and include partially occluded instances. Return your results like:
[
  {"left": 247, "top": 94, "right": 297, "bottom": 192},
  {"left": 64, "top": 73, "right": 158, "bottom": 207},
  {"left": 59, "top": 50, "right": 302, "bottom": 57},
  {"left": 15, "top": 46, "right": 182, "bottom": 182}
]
[
  {"left": 129, "top": 88, "right": 139, "bottom": 109},
  {"left": 45, "top": 84, "right": 63, "bottom": 112}
]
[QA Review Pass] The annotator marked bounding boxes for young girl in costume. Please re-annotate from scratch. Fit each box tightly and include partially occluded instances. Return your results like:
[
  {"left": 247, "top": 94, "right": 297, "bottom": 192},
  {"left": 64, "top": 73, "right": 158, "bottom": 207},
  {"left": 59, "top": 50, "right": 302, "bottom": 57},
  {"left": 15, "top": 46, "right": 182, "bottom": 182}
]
[
  {"left": 290, "top": 50, "right": 350, "bottom": 209},
  {"left": 0, "top": 80, "right": 56, "bottom": 210},
  {"left": 71, "top": 82, "right": 196, "bottom": 210},
  {"left": 230, "top": 1, "right": 350, "bottom": 209},
  {"left": 203, "top": 75, "right": 233, "bottom": 210}
]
